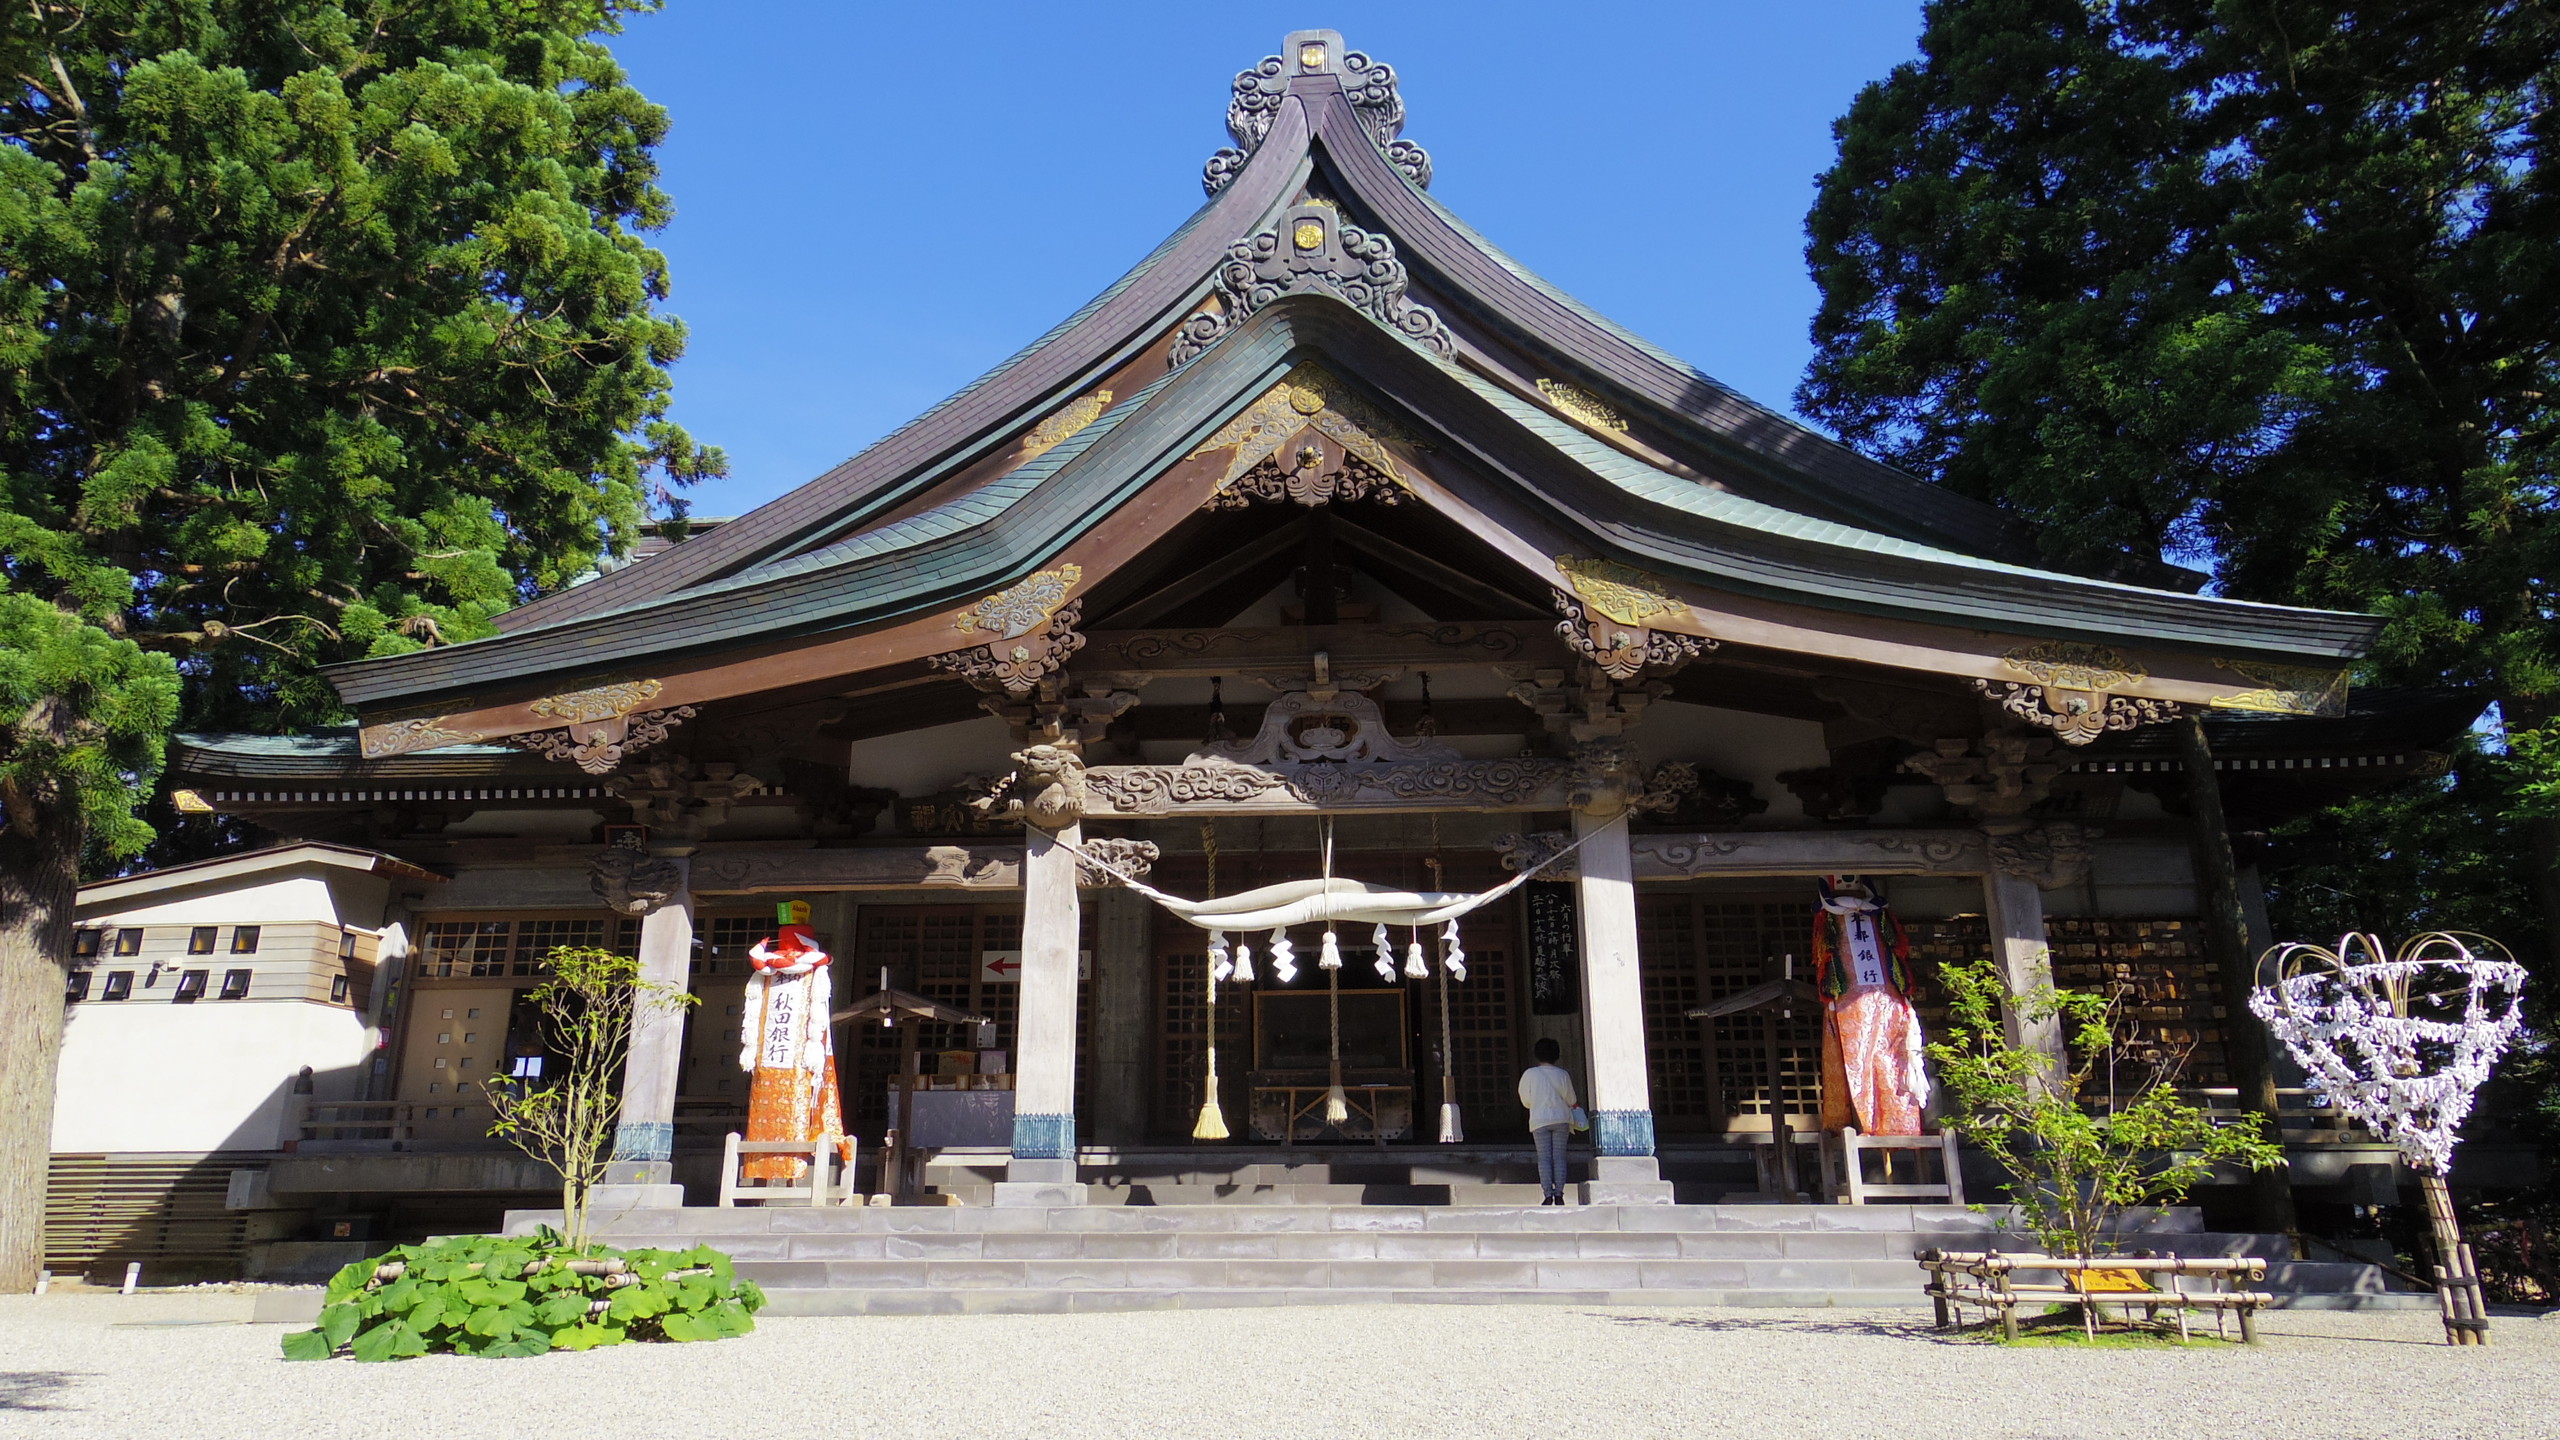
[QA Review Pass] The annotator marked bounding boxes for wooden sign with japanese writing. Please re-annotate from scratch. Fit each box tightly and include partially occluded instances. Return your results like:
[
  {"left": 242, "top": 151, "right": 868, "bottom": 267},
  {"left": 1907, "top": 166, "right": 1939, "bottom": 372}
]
[{"left": 1525, "top": 883, "right": 1581, "bottom": 1016}]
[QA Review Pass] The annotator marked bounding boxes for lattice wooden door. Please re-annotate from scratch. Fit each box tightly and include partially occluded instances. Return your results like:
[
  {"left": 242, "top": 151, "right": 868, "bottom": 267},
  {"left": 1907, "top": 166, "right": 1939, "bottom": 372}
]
[
  {"left": 1636, "top": 891, "right": 1821, "bottom": 1133},
  {"left": 852, "top": 904, "right": 1091, "bottom": 1135}
]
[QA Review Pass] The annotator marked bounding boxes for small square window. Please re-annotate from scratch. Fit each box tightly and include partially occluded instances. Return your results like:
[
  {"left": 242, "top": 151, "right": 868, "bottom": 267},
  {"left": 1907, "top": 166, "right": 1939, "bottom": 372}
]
[
  {"left": 434, "top": 1057, "right": 448, "bottom": 1069},
  {"left": 230, "top": 926, "right": 260, "bottom": 954},
  {"left": 114, "top": 928, "right": 143, "bottom": 957},
  {"left": 440, "top": 1008, "right": 454, "bottom": 1019},
  {"left": 339, "top": 931, "right": 358, "bottom": 960},
  {"left": 452, "top": 1106, "right": 468, "bottom": 1119},
  {"left": 172, "top": 969, "right": 209, "bottom": 1003},
  {"left": 71, "top": 930, "right": 102, "bottom": 958},
  {"left": 330, "top": 974, "right": 350, "bottom": 1004},
  {"left": 463, "top": 1032, "right": 476, "bottom": 1044},
  {"left": 459, "top": 1057, "right": 473, "bottom": 1070},
  {"left": 65, "top": 971, "right": 92, "bottom": 1002},
  {"left": 424, "top": 1107, "right": 439, "bottom": 1119},
  {"left": 428, "top": 1082, "right": 442, "bottom": 1094},
  {"left": 220, "top": 969, "right": 252, "bottom": 1000},
  {"left": 101, "top": 971, "right": 133, "bottom": 1001},
  {"left": 187, "top": 927, "right": 217, "bottom": 955},
  {"left": 466, "top": 1008, "right": 480, "bottom": 1019},
  {"left": 437, "top": 1032, "right": 451, "bottom": 1045},
  {"left": 457, "top": 1082, "right": 473, "bottom": 1094}
]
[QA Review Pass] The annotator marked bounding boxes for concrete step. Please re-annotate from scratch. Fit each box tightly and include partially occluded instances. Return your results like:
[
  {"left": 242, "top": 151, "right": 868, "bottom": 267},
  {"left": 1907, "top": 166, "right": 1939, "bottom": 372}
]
[
  {"left": 517, "top": 1200, "right": 2427, "bottom": 1308},
  {"left": 732, "top": 1255, "right": 1952, "bottom": 1291},
  {"left": 755, "top": 1287, "right": 1933, "bottom": 1315},
  {"left": 538, "top": 1201, "right": 2022, "bottom": 1238}
]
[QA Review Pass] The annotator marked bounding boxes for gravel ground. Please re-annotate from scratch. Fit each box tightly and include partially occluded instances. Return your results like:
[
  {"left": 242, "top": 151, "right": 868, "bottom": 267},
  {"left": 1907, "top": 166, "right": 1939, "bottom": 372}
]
[{"left": 2, "top": 1292, "right": 2552, "bottom": 1440}]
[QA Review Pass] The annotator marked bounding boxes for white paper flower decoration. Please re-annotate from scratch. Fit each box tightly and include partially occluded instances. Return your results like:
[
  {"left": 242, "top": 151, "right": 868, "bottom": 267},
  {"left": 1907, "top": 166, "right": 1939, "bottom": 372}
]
[{"left": 2248, "top": 932, "right": 2527, "bottom": 1176}]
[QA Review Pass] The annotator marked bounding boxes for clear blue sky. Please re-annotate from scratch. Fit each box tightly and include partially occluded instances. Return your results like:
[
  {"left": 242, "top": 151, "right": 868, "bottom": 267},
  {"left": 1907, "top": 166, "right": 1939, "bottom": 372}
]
[{"left": 606, "top": 2, "right": 1926, "bottom": 517}]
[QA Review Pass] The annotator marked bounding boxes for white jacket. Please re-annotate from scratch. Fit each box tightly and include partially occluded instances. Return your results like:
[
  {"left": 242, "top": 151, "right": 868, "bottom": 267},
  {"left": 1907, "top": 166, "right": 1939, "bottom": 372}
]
[{"left": 1518, "top": 1063, "right": 1578, "bottom": 1131}]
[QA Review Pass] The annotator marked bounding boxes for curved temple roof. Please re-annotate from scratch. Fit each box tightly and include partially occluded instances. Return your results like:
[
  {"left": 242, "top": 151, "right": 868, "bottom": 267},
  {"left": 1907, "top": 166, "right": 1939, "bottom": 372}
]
[{"left": 323, "top": 30, "right": 2379, "bottom": 719}]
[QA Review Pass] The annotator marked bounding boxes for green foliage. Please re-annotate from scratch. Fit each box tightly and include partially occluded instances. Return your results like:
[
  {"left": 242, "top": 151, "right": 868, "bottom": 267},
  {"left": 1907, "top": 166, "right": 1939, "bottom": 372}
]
[
  {"left": 1929, "top": 956, "right": 2285, "bottom": 1260},
  {"left": 1802, "top": 3, "right": 2560, "bottom": 707},
  {"left": 281, "top": 1229, "right": 764, "bottom": 1362},
  {"left": 0, "top": 592, "right": 178, "bottom": 857},
  {"left": 0, "top": 0, "right": 723, "bottom": 865},
  {"left": 486, "top": 946, "right": 694, "bottom": 1251}
]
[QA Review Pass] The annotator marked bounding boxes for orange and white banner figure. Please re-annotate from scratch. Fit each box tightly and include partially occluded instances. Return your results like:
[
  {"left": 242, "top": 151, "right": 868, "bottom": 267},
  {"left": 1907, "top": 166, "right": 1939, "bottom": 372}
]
[
  {"left": 740, "top": 902, "right": 848, "bottom": 1180},
  {"left": 1811, "top": 876, "right": 1930, "bottom": 1135}
]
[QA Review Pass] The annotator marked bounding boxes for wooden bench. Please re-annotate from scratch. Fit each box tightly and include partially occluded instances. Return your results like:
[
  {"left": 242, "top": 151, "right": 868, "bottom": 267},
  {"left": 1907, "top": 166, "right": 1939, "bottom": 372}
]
[
  {"left": 1917, "top": 1249, "right": 2272, "bottom": 1343},
  {"left": 716, "top": 1132, "right": 853, "bottom": 1207},
  {"left": 1829, "top": 1126, "right": 1965, "bottom": 1205}
]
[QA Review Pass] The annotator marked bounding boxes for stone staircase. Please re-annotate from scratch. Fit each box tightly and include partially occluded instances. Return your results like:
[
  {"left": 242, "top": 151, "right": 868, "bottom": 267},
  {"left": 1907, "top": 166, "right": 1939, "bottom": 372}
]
[
  {"left": 509, "top": 1198, "right": 2433, "bottom": 1316},
  {"left": 913, "top": 1144, "right": 1762, "bottom": 1207}
]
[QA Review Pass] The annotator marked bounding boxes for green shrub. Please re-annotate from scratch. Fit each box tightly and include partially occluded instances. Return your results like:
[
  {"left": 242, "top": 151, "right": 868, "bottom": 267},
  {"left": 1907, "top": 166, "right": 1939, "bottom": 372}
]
[{"left": 281, "top": 1229, "right": 765, "bottom": 1362}]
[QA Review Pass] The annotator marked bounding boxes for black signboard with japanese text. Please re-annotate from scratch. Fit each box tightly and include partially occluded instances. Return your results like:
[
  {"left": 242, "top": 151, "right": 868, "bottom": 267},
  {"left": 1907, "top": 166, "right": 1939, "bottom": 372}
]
[{"left": 1525, "top": 882, "right": 1581, "bottom": 1016}]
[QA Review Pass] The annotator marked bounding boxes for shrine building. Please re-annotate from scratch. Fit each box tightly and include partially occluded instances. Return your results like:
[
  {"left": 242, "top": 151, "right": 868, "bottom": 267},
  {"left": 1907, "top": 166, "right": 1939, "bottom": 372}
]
[{"left": 70, "top": 33, "right": 2482, "bottom": 1291}]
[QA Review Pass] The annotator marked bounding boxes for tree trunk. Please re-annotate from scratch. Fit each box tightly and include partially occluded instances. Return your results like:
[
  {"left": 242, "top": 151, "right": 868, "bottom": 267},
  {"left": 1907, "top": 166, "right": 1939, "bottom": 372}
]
[
  {"left": 0, "top": 815, "right": 81, "bottom": 1292},
  {"left": 2173, "top": 714, "right": 2298, "bottom": 1234}
]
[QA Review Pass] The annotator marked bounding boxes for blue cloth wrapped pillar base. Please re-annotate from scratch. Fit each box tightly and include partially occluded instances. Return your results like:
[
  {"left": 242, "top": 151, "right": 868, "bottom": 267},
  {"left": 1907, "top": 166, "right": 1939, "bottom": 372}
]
[
  {"left": 1011, "top": 1111, "right": 1077, "bottom": 1160},
  {"left": 609, "top": 1119, "right": 674, "bottom": 1164},
  {"left": 1594, "top": 1108, "right": 1655, "bottom": 1157}
]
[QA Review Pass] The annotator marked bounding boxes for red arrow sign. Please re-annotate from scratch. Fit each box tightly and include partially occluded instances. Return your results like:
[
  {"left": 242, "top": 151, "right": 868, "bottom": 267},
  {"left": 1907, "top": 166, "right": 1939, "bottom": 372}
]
[{"left": 983, "top": 956, "right": 1022, "bottom": 977}]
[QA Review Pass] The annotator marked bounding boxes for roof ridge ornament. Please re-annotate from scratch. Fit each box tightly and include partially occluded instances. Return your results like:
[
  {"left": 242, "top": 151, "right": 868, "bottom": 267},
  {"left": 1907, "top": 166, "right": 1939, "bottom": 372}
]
[
  {"left": 1168, "top": 204, "right": 1454, "bottom": 367},
  {"left": 1203, "top": 31, "right": 1433, "bottom": 196}
]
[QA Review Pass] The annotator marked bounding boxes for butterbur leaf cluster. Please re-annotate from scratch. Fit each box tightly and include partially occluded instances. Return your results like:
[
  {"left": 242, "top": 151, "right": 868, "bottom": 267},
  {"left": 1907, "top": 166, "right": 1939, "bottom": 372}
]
[{"left": 280, "top": 1229, "right": 764, "bottom": 1362}]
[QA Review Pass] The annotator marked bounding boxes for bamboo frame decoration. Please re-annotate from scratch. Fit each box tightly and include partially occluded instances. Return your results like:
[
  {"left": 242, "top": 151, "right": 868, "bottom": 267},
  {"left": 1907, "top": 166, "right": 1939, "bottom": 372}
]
[{"left": 2250, "top": 932, "right": 2526, "bottom": 1346}]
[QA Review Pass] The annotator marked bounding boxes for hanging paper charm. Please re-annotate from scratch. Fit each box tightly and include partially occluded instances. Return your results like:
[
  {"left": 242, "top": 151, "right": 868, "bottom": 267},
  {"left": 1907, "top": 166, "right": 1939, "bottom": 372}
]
[{"left": 1267, "top": 930, "right": 1297, "bottom": 983}]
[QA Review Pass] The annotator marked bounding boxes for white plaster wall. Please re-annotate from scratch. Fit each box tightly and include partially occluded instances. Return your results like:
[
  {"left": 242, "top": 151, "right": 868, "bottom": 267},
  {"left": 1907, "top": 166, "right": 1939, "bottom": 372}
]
[
  {"left": 52, "top": 1002, "right": 374, "bottom": 1152},
  {"left": 78, "top": 871, "right": 363, "bottom": 928},
  {"left": 432, "top": 865, "right": 598, "bottom": 910},
  {"left": 1639, "top": 701, "right": 1831, "bottom": 820},
  {"left": 848, "top": 715, "right": 1018, "bottom": 798}
]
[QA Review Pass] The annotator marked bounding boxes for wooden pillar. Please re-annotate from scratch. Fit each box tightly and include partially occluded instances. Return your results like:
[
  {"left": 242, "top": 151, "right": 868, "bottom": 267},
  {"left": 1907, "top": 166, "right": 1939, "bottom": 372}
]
[
  {"left": 603, "top": 857, "right": 691, "bottom": 1206},
  {"left": 2174, "top": 714, "right": 2298, "bottom": 1233},
  {"left": 1002, "top": 820, "right": 1085, "bottom": 1199},
  {"left": 1979, "top": 864, "right": 2063, "bottom": 1074},
  {"left": 1087, "top": 886, "right": 1152, "bottom": 1146},
  {"left": 1572, "top": 807, "right": 1673, "bottom": 1201}
]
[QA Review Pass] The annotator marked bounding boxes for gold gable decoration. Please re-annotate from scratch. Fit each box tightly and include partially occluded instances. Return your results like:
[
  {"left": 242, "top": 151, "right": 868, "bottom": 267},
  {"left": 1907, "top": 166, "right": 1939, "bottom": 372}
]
[
  {"left": 2211, "top": 658, "right": 2351, "bottom": 717},
  {"left": 1186, "top": 361, "right": 1422, "bottom": 497},
  {"left": 956, "top": 565, "right": 1083, "bottom": 641},
  {"left": 1536, "top": 378, "right": 1629, "bottom": 433},
  {"left": 1020, "top": 390, "right": 1115, "bottom": 460},
  {"left": 358, "top": 715, "right": 487, "bottom": 759},
  {"left": 1976, "top": 642, "right": 2179, "bottom": 745},
  {"left": 1553, "top": 554, "right": 1680, "bottom": 626}
]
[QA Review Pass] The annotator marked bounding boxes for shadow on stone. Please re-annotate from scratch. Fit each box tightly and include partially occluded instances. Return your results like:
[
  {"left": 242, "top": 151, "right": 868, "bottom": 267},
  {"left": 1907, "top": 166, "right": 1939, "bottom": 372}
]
[{"left": 0, "top": 1372, "right": 80, "bottom": 1412}]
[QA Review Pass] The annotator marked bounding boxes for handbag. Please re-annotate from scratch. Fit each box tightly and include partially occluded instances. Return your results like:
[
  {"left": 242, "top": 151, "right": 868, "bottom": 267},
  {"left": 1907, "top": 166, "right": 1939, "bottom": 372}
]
[{"left": 1569, "top": 1106, "right": 1590, "bottom": 1133}]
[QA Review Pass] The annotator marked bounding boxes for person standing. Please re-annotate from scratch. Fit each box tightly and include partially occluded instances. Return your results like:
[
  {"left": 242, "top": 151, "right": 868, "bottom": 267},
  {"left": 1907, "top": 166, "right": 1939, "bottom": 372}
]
[{"left": 1519, "top": 1038, "right": 1582, "bottom": 1206}]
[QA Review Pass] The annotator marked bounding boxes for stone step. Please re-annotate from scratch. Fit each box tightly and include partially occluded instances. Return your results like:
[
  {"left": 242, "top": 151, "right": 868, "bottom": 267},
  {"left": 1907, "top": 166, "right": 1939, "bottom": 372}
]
[
  {"left": 541, "top": 1201, "right": 2027, "bottom": 1237},
  {"left": 693, "top": 1228, "right": 2003, "bottom": 1262},
  {"left": 744, "top": 1281, "right": 2437, "bottom": 1316},
  {"left": 755, "top": 1287, "right": 1933, "bottom": 1315},
  {"left": 732, "top": 1255, "right": 1951, "bottom": 1291}
]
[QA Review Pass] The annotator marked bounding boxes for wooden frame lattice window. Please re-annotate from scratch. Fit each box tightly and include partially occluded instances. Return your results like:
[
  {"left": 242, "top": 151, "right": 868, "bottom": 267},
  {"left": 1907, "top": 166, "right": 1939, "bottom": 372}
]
[
  {"left": 1637, "top": 893, "right": 1820, "bottom": 1131},
  {"left": 851, "top": 905, "right": 1092, "bottom": 1135},
  {"left": 415, "top": 914, "right": 641, "bottom": 981}
]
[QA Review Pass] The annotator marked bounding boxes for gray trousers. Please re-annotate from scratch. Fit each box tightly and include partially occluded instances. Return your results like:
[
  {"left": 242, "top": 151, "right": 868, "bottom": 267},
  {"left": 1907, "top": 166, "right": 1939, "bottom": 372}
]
[{"left": 1533, "top": 1123, "right": 1571, "bottom": 1200}]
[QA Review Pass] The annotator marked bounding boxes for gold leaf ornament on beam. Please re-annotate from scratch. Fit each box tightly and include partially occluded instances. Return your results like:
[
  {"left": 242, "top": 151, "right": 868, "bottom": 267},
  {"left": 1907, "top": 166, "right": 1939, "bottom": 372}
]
[
  {"left": 1553, "top": 554, "right": 1681, "bottom": 626},
  {"left": 955, "top": 565, "right": 1083, "bottom": 641},
  {"left": 1020, "top": 390, "right": 1115, "bottom": 460},
  {"left": 1976, "top": 641, "right": 2178, "bottom": 745},
  {"left": 1185, "top": 361, "right": 1423, "bottom": 501},
  {"left": 358, "top": 715, "right": 488, "bottom": 759},
  {"left": 2211, "top": 658, "right": 2351, "bottom": 717}
]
